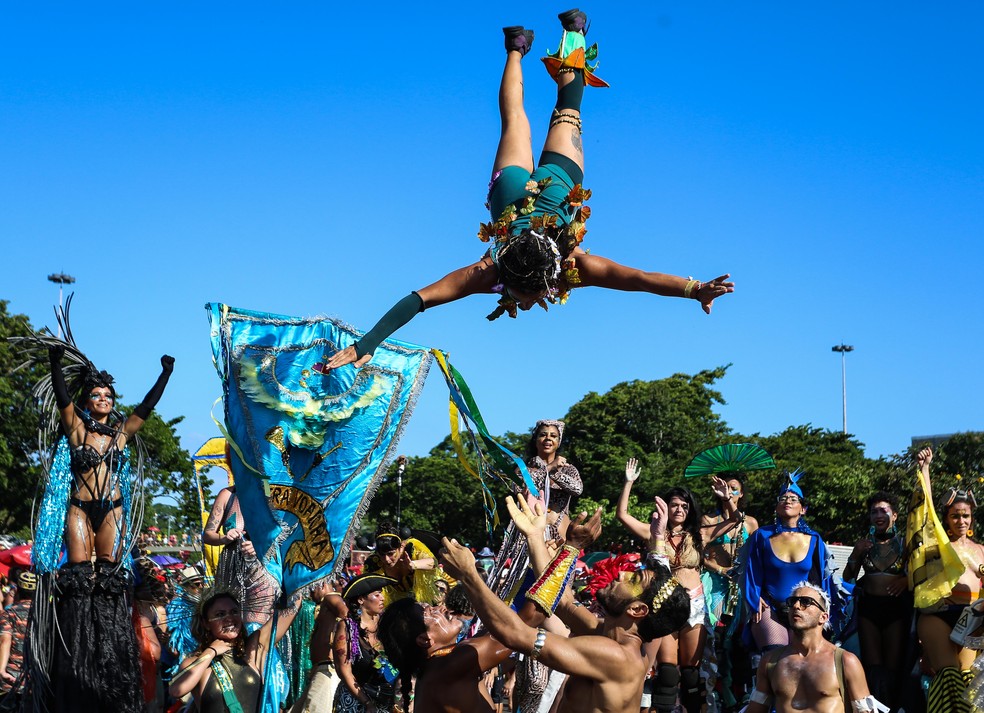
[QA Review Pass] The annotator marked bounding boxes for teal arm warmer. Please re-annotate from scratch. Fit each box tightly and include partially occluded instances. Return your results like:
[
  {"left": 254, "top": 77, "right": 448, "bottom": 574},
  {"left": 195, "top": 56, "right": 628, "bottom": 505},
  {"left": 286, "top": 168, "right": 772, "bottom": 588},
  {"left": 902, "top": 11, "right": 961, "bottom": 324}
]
[{"left": 353, "top": 292, "right": 425, "bottom": 359}]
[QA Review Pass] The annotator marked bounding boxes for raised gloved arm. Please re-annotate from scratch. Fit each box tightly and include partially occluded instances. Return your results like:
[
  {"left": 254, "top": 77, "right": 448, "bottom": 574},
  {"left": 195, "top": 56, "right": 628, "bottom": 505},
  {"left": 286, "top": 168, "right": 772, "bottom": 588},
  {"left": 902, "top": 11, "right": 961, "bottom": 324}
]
[
  {"left": 48, "top": 345, "right": 71, "bottom": 410},
  {"left": 133, "top": 355, "right": 174, "bottom": 420}
]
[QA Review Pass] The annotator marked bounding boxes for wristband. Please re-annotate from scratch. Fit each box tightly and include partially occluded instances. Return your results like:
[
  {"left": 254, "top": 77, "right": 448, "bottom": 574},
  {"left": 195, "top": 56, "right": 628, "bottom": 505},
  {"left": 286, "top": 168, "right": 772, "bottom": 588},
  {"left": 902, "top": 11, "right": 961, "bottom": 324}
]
[
  {"left": 683, "top": 279, "right": 701, "bottom": 299},
  {"left": 851, "top": 696, "right": 890, "bottom": 712},
  {"left": 527, "top": 545, "right": 579, "bottom": 615},
  {"left": 529, "top": 628, "right": 547, "bottom": 660},
  {"left": 750, "top": 690, "right": 771, "bottom": 705}
]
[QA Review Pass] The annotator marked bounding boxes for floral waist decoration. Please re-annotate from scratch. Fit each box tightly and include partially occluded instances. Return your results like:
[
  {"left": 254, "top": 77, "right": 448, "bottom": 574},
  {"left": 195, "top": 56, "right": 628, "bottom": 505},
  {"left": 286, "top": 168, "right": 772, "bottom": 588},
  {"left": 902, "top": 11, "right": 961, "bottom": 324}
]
[{"left": 479, "top": 179, "right": 592, "bottom": 321}]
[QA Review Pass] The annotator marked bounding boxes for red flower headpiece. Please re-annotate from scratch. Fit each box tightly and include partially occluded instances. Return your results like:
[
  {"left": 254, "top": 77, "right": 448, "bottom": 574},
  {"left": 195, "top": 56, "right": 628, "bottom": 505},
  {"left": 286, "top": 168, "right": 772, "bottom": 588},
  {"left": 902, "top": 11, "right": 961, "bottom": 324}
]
[{"left": 585, "top": 553, "right": 641, "bottom": 597}]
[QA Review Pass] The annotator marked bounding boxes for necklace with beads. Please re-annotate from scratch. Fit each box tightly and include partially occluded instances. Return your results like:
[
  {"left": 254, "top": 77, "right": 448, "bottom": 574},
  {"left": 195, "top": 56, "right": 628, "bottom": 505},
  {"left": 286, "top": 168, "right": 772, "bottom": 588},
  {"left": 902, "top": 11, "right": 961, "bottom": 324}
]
[{"left": 667, "top": 530, "right": 688, "bottom": 568}]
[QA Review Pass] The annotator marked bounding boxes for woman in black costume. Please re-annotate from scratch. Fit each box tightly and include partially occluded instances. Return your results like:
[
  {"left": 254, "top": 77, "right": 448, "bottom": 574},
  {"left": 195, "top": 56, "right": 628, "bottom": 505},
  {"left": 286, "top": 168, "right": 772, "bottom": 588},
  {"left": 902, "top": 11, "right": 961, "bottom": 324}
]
[{"left": 41, "top": 343, "right": 172, "bottom": 713}]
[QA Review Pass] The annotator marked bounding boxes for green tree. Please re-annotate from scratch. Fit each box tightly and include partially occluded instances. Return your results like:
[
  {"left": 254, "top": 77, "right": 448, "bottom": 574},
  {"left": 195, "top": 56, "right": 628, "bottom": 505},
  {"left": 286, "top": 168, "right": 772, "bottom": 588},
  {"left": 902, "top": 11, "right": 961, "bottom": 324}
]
[
  {"left": 367, "top": 436, "right": 504, "bottom": 547},
  {"left": 563, "top": 367, "right": 735, "bottom": 515},
  {"left": 741, "top": 425, "right": 896, "bottom": 542},
  {"left": 0, "top": 300, "right": 46, "bottom": 533},
  {"left": 132, "top": 410, "right": 210, "bottom": 534}
]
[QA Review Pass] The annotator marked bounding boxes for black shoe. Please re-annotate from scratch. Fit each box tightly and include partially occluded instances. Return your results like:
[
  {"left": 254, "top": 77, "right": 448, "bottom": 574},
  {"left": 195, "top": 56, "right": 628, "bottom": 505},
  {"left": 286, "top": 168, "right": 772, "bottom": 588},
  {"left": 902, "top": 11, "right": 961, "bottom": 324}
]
[
  {"left": 503, "top": 25, "right": 535, "bottom": 55},
  {"left": 557, "top": 8, "right": 588, "bottom": 35}
]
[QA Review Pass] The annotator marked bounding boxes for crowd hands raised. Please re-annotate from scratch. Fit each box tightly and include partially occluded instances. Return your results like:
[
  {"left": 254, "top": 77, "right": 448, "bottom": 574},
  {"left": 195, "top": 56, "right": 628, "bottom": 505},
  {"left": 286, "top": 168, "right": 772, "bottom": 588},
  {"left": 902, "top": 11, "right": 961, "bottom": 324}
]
[{"left": 10, "top": 439, "right": 984, "bottom": 713}]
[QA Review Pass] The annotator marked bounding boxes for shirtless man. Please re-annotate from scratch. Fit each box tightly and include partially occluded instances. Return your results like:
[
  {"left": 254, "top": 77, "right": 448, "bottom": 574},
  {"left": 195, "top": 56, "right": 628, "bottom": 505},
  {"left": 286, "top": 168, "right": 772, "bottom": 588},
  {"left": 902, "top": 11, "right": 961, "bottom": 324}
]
[
  {"left": 746, "top": 582, "right": 887, "bottom": 713},
  {"left": 438, "top": 500, "right": 690, "bottom": 713},
  {"left": 378, "top": 497, "right": 598, "bottom": 713}
]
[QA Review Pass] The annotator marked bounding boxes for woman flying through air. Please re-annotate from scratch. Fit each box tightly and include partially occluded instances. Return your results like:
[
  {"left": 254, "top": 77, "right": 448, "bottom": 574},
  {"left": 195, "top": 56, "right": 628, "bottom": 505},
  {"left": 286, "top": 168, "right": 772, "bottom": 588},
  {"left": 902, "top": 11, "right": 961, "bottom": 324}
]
[{"left": 326, "top": 8, "right": 733, "bottom": 371}]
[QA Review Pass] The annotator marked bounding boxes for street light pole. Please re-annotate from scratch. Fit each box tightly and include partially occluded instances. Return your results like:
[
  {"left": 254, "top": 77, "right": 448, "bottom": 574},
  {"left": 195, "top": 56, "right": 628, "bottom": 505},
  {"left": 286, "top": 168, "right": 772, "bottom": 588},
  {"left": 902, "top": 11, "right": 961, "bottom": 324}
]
[
  {"left": 395, "top": 455, "right": 407, "bottom": 530},
  {"left": 47, "top": 272, "right": 76, "bottom": 338},
  {"left": 831, "top": 344, "right": 854, "bottom": 434}
]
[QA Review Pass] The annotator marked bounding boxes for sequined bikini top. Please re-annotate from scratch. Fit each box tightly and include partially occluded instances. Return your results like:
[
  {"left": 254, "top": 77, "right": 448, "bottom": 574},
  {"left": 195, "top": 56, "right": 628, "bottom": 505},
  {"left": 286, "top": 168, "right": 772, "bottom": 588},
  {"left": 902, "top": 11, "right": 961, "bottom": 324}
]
[{"left": 70, "top": 442, "right": 123, "bottom": 474}]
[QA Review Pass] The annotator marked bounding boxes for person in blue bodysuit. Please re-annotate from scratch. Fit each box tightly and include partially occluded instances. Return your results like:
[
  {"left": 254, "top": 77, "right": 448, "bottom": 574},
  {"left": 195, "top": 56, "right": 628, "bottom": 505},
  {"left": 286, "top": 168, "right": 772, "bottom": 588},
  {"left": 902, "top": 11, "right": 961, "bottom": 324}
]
[
  {"left": 742, "top": 471, "right": 839, "bottom": 655},
  {"left": 325, "top": 9, "right": 734, "bottom": 373}
]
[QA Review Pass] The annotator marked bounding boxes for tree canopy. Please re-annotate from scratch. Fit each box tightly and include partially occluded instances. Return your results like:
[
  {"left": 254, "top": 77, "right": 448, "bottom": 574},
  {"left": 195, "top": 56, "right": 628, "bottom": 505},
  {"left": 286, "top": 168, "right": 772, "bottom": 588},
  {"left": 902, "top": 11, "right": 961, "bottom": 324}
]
[{"left": 365, "top": 365, "right": 983, "bottom": 547}]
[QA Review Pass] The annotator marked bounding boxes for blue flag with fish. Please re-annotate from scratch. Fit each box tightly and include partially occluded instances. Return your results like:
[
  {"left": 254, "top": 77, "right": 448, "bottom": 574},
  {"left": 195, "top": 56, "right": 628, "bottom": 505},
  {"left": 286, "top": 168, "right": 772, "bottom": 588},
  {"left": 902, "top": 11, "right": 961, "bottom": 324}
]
[{"left": 207, "top": 303, "right": 432, "bottom": 595}]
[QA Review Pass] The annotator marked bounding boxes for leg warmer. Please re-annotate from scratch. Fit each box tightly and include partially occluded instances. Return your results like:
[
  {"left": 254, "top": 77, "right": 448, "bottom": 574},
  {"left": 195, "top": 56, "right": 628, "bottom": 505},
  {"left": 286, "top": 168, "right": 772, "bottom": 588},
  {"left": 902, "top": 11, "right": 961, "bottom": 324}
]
[
  {"left": 680, "top": 665, "right": 705, "bottom": 713},
  {"left": 652, "top": 662, "right": 681, "bottom": 712}
]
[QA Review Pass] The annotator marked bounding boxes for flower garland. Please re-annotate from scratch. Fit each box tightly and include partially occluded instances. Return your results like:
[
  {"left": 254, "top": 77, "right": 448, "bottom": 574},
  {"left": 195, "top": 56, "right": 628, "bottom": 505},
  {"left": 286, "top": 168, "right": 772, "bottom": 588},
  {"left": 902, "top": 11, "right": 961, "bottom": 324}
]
[{"left": 479, "top": 179, "right": 593, "bottom": 321}]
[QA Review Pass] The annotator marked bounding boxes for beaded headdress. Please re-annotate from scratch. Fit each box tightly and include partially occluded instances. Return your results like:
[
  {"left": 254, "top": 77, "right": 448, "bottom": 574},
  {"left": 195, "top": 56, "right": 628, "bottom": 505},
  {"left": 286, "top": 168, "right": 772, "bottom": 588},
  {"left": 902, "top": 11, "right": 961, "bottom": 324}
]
[{"left": 534, "top": 419, "right": 565, "bottom": 442}]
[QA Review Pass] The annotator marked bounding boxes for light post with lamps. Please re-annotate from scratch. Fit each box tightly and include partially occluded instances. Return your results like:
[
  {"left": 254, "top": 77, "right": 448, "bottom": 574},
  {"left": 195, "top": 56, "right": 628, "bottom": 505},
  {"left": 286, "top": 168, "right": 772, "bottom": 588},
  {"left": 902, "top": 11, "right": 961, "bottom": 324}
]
[
  {"left": 47, "top": 272, "right": 75, "bottom": 338},
  {"left": 831, "top": 344, "right": 854, "bottom": 434}
]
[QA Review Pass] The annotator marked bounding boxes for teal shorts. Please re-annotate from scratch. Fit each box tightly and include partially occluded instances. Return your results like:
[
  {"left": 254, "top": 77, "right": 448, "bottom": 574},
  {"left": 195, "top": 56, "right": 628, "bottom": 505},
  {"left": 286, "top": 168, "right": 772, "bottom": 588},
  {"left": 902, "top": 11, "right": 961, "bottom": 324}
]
[{"left": 487, "top": 163, "right": 577, "bottom": 231}]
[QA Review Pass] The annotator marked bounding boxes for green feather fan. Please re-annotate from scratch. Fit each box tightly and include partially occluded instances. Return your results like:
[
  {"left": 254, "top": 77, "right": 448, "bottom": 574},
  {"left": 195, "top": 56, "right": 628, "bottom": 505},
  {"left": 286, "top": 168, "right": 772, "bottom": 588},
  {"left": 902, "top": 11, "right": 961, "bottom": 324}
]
[{"left": 684, "top": 443, "right": 776, "bottom": 478}]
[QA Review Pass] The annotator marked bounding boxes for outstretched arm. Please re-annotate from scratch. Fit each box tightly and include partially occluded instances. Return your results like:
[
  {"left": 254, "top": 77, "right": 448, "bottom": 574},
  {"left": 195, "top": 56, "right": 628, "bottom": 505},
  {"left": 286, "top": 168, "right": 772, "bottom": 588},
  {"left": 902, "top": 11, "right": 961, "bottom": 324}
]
[
  {"left": 324, "top": 257, "right": 500, "bottom": 370},
  {"left": 441, "top": 537, "right": 628, "bottom": 683},
  {"left": 123, "top": 355, "right": 174, "bottom": 437},
  {"left": 575, "top": 252, "right": 733, "bottom": 314},
  {"left": 616, "top": 459, "right": 651, "bottom": 542}
]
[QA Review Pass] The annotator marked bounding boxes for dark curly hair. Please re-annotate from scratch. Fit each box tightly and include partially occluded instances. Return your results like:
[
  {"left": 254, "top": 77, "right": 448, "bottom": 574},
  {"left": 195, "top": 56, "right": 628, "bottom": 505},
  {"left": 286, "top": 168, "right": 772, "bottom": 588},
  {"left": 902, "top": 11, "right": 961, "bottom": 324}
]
[
  {"left": 865, "top": 490, "right": 899, "bottom": 514},
  {"left": 378, "top": 598, "right": 428, "bottom": 712},
  {"left": 496, "top": 228, "right": 571, "bottom": 295},
  {"left": 636, "top": 570, "right": 691, "bottom": 642}
]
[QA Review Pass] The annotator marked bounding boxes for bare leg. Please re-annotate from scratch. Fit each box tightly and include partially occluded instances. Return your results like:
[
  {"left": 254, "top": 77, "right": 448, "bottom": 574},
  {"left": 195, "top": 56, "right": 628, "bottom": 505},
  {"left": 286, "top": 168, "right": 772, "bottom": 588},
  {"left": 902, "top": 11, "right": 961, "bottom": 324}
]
[
  {"left": 95, "top": 505, "right": 125, "bottom": 562},
  {"left": 677, "top": 624, "right": 707, "bottom": 668},
  {"left": 66, "top": 504, "right": 95, "bottom": 563},
  {"left": 492, "top": 51, "right": 534, "bottom": 176}
]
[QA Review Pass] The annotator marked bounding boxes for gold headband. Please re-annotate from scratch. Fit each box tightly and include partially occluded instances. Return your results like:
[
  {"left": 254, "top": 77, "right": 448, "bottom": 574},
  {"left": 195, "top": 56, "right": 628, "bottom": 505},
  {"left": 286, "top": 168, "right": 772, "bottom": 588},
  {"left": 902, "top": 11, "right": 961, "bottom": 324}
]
[
  {"left": 650, "top": 576, "right": 680, "bottom": 614},
  {"left": 377, "top": 533, "right": 401, "bottom": 541}
]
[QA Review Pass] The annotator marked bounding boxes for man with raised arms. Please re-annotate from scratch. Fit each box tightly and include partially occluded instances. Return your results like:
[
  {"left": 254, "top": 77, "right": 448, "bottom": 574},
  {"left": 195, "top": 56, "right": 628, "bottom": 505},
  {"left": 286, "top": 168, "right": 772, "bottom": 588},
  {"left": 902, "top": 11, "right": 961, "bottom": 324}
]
[{"left": 439, "top": 496, "right": 690, "bottom": 713}]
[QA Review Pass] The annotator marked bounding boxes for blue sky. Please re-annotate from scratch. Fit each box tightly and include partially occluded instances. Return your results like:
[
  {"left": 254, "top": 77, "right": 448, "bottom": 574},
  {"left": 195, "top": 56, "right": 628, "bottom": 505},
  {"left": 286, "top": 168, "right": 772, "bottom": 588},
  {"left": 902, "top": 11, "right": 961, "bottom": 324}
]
[{"left": 3, "top": 2, "right": 982, "bottom": 474}]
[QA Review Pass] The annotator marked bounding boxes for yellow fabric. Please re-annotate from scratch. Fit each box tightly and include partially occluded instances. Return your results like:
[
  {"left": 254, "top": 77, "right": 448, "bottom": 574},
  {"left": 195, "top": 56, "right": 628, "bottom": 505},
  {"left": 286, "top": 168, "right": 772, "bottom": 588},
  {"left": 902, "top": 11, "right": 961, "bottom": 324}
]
[
  {"left": 432, "top": 350, "right": 499, "bottom": 528},
  {"left": 193, "top": 437, "right": 231, "bottom": 577},
  {"left": 364, "top": 537, "right": 439, "bottom": 607},
  {"left": 907, "top": 475, "right": 964, "bottom": 609},
  {"left": 527, "top": 545, "right": 578, "bottom": 615}
]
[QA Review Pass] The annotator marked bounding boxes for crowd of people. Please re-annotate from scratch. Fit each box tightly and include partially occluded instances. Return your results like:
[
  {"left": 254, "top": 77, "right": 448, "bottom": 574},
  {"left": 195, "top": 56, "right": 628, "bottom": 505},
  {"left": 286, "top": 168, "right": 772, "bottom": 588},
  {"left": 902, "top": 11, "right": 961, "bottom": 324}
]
[{"left": 6, "top": 414, "right": 984, "bottom": 713}]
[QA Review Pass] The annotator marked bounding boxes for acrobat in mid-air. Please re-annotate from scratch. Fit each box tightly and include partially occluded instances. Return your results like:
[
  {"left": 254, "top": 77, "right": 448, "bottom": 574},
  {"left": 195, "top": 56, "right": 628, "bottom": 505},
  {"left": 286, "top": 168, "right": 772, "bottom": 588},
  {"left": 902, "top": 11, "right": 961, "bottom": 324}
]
[{"left": 327, "top": 8, "right": 734, "bottom": 371}]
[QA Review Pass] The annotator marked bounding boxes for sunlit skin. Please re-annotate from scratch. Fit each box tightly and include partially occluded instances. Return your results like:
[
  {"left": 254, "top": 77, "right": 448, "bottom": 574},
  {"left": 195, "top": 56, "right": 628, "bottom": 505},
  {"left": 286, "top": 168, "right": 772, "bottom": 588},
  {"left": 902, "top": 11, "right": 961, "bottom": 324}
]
[
  {"left": 844, "top": 501, "right": 906, "bottom": 595},
  {"left": 334, "top": 587, "right": 388, "bottom": 709},
  {"left": 53, "top": 351, "right": 173, "bottom": 564},
  {"left": 421, "top": 603, "right": 466, "bottom": 648},
  {"left": 617, "top": 469, "right": 737, "bottom": 682},
  {"left": 913, "top": 446, "right": 984, "bottom": 674},
  {"left": 169, "top": 593, "right": 301, "bottom": 703},
  {"left": 747, "top": 586, "right": 871, "bottom": 713},
  {"left": 535, "top": 425, "right": 560, "bottom": 462}
]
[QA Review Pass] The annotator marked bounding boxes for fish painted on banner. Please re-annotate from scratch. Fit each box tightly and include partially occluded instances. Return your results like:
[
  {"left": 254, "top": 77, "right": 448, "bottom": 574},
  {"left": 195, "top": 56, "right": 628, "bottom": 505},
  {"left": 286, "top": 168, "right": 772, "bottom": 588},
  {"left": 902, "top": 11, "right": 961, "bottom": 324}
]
[{"left": 207, "top": 303, "right": 432, "bottom": 595}]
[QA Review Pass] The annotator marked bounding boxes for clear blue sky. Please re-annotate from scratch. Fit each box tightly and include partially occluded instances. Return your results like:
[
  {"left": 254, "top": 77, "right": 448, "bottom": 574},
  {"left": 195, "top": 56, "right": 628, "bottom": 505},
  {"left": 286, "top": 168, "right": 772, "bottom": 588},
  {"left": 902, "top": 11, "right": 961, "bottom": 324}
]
[{"left": 3, "top": 2, "right": 981, "bottom": 473}]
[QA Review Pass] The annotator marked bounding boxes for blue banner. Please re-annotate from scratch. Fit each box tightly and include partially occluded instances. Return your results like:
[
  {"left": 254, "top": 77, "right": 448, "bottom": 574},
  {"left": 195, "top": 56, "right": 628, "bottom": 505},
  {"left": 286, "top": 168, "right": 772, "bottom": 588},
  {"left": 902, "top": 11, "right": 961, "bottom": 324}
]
[{"left": 207, "top": 303, "right": 432, "bottom": 595}]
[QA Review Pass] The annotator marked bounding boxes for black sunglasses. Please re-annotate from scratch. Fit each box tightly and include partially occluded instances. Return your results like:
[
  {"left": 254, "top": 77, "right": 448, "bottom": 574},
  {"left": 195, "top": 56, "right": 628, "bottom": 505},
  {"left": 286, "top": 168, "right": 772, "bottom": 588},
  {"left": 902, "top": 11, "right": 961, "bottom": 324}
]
[{"left": 785, "top": 595, "right": 824, "bottom": 611}]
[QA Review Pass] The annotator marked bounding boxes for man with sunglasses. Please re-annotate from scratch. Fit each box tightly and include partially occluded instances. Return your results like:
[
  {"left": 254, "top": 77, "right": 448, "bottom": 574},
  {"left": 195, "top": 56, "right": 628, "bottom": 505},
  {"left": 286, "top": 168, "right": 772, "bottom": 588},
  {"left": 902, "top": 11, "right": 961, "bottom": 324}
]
[{"left": 746, "top": 582, "right": 886, "bottom": 713}]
